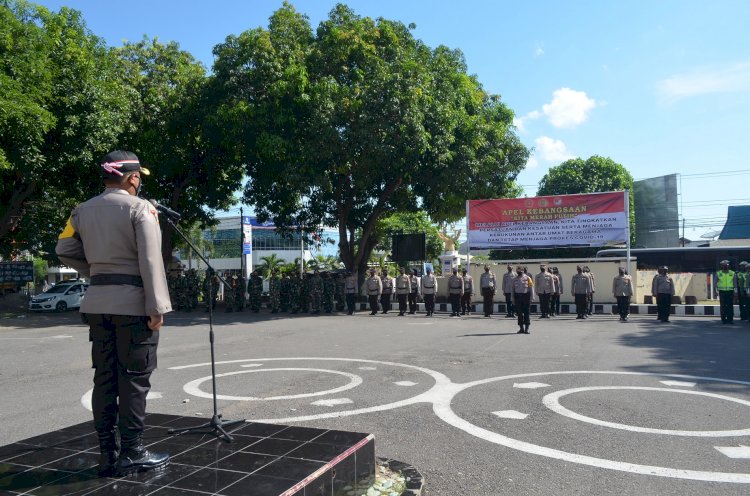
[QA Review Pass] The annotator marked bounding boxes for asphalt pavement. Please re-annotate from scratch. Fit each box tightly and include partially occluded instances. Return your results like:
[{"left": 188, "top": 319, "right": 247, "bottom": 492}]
[{"left": 2, "top": 308, "right": 750, "bottom": 495}]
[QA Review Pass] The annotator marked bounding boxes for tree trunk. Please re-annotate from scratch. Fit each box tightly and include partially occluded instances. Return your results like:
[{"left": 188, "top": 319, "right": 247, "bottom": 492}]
[{"left": 0, "top": 181, "right": 37, "bottom": 244}]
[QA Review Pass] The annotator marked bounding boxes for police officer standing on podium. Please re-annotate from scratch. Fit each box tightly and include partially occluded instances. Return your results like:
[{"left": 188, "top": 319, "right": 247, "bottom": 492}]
[{"left": 56, "top": 151, "right": 170, "bottom": 476}]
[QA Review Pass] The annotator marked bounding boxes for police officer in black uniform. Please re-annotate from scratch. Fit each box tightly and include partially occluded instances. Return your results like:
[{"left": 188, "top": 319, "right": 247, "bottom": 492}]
[{"left": 56, "top": 151, "right": 171, "bottom": 476}]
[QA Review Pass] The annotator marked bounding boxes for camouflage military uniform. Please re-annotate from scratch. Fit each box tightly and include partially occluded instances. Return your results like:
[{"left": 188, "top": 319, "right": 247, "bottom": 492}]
[
  {"left": 233, "top": 275, "right": 246, "bottom": 312},
  {"left": 167, "top": 274, "right": 179, "bottom": 310},
  {"left": 202, "top": 273, "right": 219, "bottom": 311},
  {"left": 224, "top": 275, "right": 236, "bottom": 312},
  {"left": 269, "top": 272, "right": 281, "bottom": 313},
  {"left": 177, "top": 274, "right": 189, "bottom": 311},
  {"left": 300, "top": 275, "right": 310, "bottom": 313},
  {"left": 322, "top": 273, "right": 335, "bottom": 313},
  {"left": 248, "top": 272, "right": 263, "bottom": 312},
  {"left": 335, "top": 274, "right": 346, "bottom": 311},
  {"left": 289, "top": 274, "right": 301, "bottom": 313},
  {"left": 186, "top": 269, "right": 199, "bottom": 311},
  {"left": 280, "top": 275, "right": 291, "bottom": 312},
  {"left": 310, "top": 272, "right": 323, "bottom": 313}
]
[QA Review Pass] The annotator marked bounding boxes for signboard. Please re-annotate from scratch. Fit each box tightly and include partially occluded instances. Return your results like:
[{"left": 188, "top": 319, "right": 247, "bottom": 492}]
[
  {"left": 0, "top": 261, "right": 34, "bottom": 284},
  {"left": 241, "top": 216, "right": 253, "bottom": 255},
  {"left": 467, "top": 191, "right": 627, "bottom": 249}
]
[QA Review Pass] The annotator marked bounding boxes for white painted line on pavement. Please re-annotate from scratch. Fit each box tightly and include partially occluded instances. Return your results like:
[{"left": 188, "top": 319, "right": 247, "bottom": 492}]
[
  {"left": 358, "top": 366, "right": 377, "bottom": 370},
  {"left": 241, "top": 364, "right": 263, "bottom": 368},
  {"left": 493, "top": 410, "right": 528, "bottom": 420},
  {"left": 543, "top": 386, "right": 750, "bottom": 437},
  {"left": 513, "top": 382, "right": 550, "bottom": 389},
  {"left": 311, "top": 398, "right": 354, "bottom": 407},
  {"left": 715, "top": 445, "right": 750, "bottom": 459},
  {"left": 660, "top": 380, "right": 696, "bottom": 387},
  {"left": 435, "top": 370, "right": 750, "bottom": 483},
  {"left": 183, "top": 368, "right": 363, "bottom": 401},
  {"left": 394, "top": 381, "right": 418, "bottom": 386}
]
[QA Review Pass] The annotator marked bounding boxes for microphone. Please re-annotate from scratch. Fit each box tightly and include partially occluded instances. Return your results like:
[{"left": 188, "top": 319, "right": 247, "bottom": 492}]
[{"left": 149, "top": 199, "right": 182, "bottom": 221}]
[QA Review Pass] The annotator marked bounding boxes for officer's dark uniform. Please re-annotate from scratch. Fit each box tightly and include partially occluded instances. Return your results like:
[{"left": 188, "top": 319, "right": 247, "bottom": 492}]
[{"left": 56, "top": 151, "right": 171, "bottom": 476}]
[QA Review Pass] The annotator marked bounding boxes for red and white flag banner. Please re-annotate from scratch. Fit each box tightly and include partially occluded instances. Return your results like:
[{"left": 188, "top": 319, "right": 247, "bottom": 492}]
[{"left": 467, "top": 191, "right": 627, "bottom": 249}]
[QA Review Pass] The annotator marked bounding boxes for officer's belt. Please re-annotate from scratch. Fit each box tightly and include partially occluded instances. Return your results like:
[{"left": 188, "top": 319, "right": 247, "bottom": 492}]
[{"left": 90, "top": 274, "right": 144, "bottom": 287}]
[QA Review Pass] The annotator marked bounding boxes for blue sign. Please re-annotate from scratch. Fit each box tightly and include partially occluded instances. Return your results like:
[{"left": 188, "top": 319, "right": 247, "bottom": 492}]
[
  {"left": 242, "top": 216, "right": 253, "bottom": 225},
  {"left": 242, "top": 243, "right": 252, "bottom": 255}
]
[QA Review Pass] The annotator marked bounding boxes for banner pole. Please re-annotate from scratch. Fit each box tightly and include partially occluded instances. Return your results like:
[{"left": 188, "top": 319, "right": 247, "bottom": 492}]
[
  {"left": 625, "top": 190, "right": 631, "bottom": 275},
  {"left": 465, "top": 201, "right": 471, "bottom": 269}
]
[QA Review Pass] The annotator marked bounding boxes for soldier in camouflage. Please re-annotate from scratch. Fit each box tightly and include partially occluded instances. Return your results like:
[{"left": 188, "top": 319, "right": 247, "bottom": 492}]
[
  {"left": 202, "top": 270, "right": 219, "bottom": 312},
  {"left": 280, "top": 273, "right": 291, "bottom": 312},
  {"left": 186, "top": 269, "right": 199, "bottom": 311},
  {"left": 300, "top": 274, "right": 310, "bottom": 314},
  {"left": 248, "top": 270, "right": 263, "bottom": 312},
  {"left": 335, "top": 273, "right": 346, "bottom": 311},
  {"left": 224, "top": 274, "right": 236, "bottom": 312},
  {"left": 167, "top": 273, "right": 179, "bottom": 311},
  {"left": 289, "top": 272, "right": 301, "bottom": 314},
  {"left": 233, "top": 274, "right": 246, "bottom": 312},
  {"left": 310, "top": 270, "right": 323, "bottom": 314},
  {"left": 269, "top": 270, "right": 281, "bottom": 313},
  {"left": 322, "top": 272, "right": 335, "bottom": 313},
  {"left": 177, "top": 272, "right": 189, "bottom": 311}
]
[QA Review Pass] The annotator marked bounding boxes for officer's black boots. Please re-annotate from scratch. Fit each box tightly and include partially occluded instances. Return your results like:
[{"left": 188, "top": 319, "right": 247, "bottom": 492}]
[
  {"left": 97, "top": 430, "right": 119, "bottom": 476},
  {"left": 116, "top": 435, "right": 170, "bottom": 475}
]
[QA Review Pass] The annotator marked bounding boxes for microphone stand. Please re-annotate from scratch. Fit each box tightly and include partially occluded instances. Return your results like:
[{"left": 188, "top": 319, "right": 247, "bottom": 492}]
[{"left": 160, "top": 214, "right": 245, "bottom": 442}]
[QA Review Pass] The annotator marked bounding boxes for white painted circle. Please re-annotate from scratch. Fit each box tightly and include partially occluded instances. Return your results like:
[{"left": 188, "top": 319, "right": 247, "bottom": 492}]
[
  {"left": 183, "top": 368, "right": 362, "bottom": 401},
  {"left": 169, "top": 357, "right": 447, "bottom": 423},
  {"left": 543, "top": 386, "right": 750, "bottom": 437},
  {"left": 434, "top": 371, "right": 750, "bottom": 483}
]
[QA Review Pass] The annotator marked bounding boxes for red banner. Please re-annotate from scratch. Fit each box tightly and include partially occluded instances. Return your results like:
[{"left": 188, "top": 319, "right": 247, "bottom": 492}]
[{"left": 467, "top": 192, "right": 627, "bottom": 249}]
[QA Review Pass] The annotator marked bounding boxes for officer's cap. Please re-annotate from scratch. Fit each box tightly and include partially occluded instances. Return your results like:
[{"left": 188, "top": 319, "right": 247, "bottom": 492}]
[
  {"left": 720, "top": 260, "right": 730, "bottom": 265},
  {"left": 660, "top": 265, "right": 669, "bottom": 270},
  {"left": 100, "top": 150, "right": 150, "bottom": 178},
  {"left": 740, "top": 261, "right": 748, "bottom": 267}
]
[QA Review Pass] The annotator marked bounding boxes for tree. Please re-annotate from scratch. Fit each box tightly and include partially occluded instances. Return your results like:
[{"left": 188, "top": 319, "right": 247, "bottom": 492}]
[
  {"left": 258, "top": 254, "right": 284, "bottom": 277},
  {"left": 0, "top": 2, "right": 135, "bottom": 257},
  {"left": 212, "top": 3, "right": 528, "bottom": 277},
  {"left": 537, "top": 155, "right": 635, "bottom": 244},
  {"left": 115, "top": 38, "right": 245, "bottom": 263}
]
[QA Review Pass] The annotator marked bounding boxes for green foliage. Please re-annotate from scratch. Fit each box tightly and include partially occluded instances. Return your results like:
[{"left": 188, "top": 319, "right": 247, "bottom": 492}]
[
  {"left": 1, "top": 1, "right": 135, "bottom": 256},
  {"left": 375, "top": 211, "right": 443, "bottom": 262},
  {"left": 115, "top": 38, "right": 245, "bottom": 259},
  {"left": 212, "top": 3, "right": 528, "bottom": 273},
  {"left": 258, "top": 254, "right": 284, "bottom": 277},
  {"left": 32, "top": 257, "right": 48, "bottom": 284},
  {"left": 537, "top": 155, "right": 635, "bottom": 244}
]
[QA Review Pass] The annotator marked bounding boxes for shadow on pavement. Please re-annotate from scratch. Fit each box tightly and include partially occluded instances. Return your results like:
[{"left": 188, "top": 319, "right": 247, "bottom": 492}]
[{"left": 616, "top": 317, "right": 750, "bottom": 390}]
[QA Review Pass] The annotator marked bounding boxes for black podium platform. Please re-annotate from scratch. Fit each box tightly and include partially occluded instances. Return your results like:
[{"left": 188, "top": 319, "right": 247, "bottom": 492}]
[{"left": 0, "top": 413, "right": 375, "bottom": 495}]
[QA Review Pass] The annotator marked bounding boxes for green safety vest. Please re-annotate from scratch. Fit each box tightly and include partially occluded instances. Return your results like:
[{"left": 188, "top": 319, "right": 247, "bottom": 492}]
[
  {"left": 738, "top": 272, "right": 747, "bottom": 289},
  {"left": 717, "top": 270, "right": 735, "bottom": 291}
]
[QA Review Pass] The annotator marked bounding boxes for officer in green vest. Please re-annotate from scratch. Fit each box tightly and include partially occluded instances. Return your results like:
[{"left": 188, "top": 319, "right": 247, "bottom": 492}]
[
  {"left": 738, "top": 261, "right": 749, "bottom": 320},
  {"left": 715, "top": 260, "right": 737, "bottom": 324}
]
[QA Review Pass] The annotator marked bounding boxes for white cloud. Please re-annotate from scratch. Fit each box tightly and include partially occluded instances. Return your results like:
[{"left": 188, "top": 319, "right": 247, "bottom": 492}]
[
  {"left": 526, "top": 156, "right": 539, "bottom": 169},
  {"left": 535, "top": 43, "right": 545, "bottom": 57},
  {"left": 534, "top": 136, "right": 574, "bottom": 162},
  {"left": 658, "top": 61, "right": 750, "bottom": 103},
  {"left": 513, "top": 110, "right": 540, "bottom": 133},
  {"left": 541, "top": 88, "right": 597, "bottom": 128}
]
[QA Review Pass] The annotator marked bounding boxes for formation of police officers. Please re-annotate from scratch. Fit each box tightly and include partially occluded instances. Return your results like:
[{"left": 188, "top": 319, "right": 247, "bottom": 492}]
[{"left": 167, "top": 261, "right": 750, "bottom": 329}]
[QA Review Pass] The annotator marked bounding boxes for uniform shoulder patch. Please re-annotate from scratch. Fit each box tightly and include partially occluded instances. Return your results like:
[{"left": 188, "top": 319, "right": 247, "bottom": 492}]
[{"left": 58, "top": 217, "right": 76, "bottom": 239}]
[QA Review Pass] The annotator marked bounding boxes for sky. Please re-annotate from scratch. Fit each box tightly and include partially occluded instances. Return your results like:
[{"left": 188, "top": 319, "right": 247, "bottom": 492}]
[{"left": 35, "top": 0, "right": 750, "bottom": 241}]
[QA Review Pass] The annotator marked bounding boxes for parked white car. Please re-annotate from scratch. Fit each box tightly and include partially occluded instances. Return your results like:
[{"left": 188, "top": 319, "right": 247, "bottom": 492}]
[{"left": 29, "top": 282, "right": 88, "bottom": 312}]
